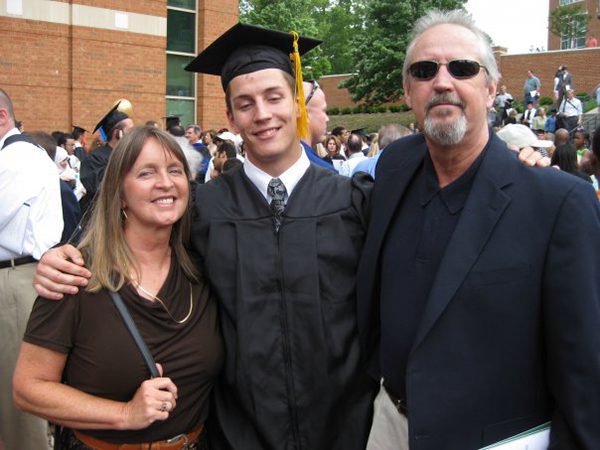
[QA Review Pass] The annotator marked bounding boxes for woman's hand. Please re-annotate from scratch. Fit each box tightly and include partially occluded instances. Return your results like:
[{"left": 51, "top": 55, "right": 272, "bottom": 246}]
[{"left": 120, "top": 364, "right": 178, "bottom": 430}]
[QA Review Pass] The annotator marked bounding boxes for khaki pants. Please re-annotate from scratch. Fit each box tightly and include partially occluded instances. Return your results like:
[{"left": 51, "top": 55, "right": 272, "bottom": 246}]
[
  {"left": 0, "top": 263, "right": 49, "bottom": 450},
  {"left": 367, "top": 380, "right": 409, "bottom": 450}
]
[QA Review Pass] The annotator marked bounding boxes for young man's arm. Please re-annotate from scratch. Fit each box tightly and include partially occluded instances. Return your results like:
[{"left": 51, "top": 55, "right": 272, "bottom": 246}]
[{"left": 33, "top": 245, "right": 91, "bottom": 300}]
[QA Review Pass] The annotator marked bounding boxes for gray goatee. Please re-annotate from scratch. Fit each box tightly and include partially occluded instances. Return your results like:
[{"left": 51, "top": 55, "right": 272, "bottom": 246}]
[{"left": 424, "top": 93, "right": 467, "bottom": 146}]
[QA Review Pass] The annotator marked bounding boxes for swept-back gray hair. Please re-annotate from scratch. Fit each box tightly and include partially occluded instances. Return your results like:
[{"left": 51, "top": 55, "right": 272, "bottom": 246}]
[
  {"left": 186, "top": 124, "right": 202, "bottom": 136},
  {"left": 402, "top": 9, "right": 500, "bottom": 85}
]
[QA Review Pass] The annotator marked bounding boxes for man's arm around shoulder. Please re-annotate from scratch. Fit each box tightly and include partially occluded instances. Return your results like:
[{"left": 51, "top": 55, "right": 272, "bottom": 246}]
[{"left": 33, "top": 245, "right": 91, "bottom": 300}]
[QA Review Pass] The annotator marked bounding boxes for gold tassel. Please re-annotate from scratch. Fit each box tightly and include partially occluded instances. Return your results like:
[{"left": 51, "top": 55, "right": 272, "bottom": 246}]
[{"left": 290, "top": 31, "right": 310, "bottom": 142}]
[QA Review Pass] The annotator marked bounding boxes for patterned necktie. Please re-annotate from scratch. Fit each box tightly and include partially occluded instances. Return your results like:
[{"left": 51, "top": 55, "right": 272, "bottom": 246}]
[{"left": 267, "top": 178, "right": 287, "bottom": 233}]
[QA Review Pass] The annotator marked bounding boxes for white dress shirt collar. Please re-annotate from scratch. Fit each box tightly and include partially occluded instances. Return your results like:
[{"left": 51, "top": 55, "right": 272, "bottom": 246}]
[
  {"left": 348, "top": 151, "right": 365, "bottom": 160},
  {"left": 243, "top": 146, "right": 310, "bottom": 203},
  {"left": 0, "top": 127, "right": 20, "bottom": 150}
]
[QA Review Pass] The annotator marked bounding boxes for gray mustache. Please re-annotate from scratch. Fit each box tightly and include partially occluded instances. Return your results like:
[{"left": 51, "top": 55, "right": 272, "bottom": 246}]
[{"left": 426, "top": 94, "right": 465, "bottom": 111}]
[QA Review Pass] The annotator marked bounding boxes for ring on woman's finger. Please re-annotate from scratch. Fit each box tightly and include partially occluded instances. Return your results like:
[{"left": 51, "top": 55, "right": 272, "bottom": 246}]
[{"left": 161, "top": 401, "right": 168, "bottom": 412}]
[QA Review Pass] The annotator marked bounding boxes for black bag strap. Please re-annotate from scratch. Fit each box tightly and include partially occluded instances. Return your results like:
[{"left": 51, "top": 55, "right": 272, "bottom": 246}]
[
  {"left": 2, "top": 133, "right": 38, "bottom": 150},
  {"left": 108, "top": 291, "right": 160, "bottom": 378}
]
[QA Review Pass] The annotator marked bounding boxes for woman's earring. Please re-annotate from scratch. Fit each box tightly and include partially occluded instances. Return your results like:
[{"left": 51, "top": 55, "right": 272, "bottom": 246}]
[{"left": 121, "top": 209, "right": 128, "bottom": 220}]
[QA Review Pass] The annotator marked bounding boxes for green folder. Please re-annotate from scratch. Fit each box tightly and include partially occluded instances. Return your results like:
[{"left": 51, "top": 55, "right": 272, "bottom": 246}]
[{"left": 479, "top": 422, "right": 550, "bottom": 449}]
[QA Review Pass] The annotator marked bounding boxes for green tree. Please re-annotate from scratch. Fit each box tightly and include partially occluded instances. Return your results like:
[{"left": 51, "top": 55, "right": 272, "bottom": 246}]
[
  {"left": 240, "top": 0, "right": 332, "bottom": 78},
  {"left": 342, "top": 0, "right": 466, "bottom": 105},
  {"left": 316, "top": 0, "right": 367, "bottom": 74},
  {"left": 549, "top": 4, "right": 590, "bottom": 49}
]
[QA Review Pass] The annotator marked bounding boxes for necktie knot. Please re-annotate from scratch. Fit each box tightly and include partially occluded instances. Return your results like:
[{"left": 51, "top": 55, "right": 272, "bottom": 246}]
[{"left": 268, "top": 178, "right": 286, "bottom": 203}]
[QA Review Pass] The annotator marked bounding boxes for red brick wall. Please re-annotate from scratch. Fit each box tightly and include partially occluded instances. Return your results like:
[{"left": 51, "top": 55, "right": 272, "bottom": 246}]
[
  {"left": 319, "top": 74, "right": 405, "bottom": 109},
  {"left": 0, "top": 4, "right": 166, "bottom": 134},
  {"left": 319, "top": 75, "right": 355, "bottom": 109},
  {"left": 0, "top": 0, "right": 237, "bottom": 135},
  {"left": 196, "top": 0, "right": 239, "bottom": 130},
  {"left": 0, "top": 17, "right": 71, "bottom": 131}
]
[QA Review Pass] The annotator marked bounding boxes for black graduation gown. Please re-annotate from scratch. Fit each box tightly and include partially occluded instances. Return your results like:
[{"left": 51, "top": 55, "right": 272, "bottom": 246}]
[
  {"left": 79, "top": 144, "right": 111, "bottom": 216},
  {"left": 58, "top": 179, "right": 81, "bottom": 244},
  {"left": 73, "top": 145, "right": 86, "bottom": 163},
  {"left": 192, "top": 164, "right": 376, "bottom": 450}
]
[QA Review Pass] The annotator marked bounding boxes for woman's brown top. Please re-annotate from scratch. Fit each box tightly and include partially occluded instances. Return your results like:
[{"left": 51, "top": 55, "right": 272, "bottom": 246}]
[{"left": 24, "top": 256, "right": 224, "bottom": 443}]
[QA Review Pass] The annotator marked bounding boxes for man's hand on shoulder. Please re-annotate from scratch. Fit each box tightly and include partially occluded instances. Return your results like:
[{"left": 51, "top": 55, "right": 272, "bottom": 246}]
[
  {"left": 517, "top": 147, "right": 551, "bottom": 167},
  {"left": 33, "top": 245, "right": 91, "bottom": 300}
]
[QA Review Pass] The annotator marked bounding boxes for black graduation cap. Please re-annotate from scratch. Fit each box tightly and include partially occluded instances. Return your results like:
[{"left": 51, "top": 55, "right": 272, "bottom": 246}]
[
  {"left": 162, "top": 114, "right": 182, "bottom": 129},
  {"left": 72, "top": 125, "right": 88, "bottom": 134},
  {"left": 351, "top": 128, "right": 369, "bottom": 140},
  {"left": 185, "top": 23, "right": 321, "bottom": 141},
  {"left": 185, "top": 23, "right": 321, "bottom": 91},
  {"left": 93, "top": 102, "right": 129, "bottom": 141}
]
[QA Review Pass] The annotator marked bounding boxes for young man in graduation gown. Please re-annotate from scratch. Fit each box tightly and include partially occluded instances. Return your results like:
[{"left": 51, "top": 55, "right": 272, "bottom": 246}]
[
  {"left": 32, "top": 24, "right": 376, "bottom": 450},
  {"left": 186, "top": 24, "right": 376, "bottom": 449},
  {"left": 79, "top": 102, "right": 133, "bottom": 216}
]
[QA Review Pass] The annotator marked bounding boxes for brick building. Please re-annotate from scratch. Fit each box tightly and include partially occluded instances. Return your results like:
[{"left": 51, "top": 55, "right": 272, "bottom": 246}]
[
  {"left": 548, "top": 0, "right": 600, "bottom": 50},
  {"left": 0, "top": 0, "right": 237, "bottom": 134}
]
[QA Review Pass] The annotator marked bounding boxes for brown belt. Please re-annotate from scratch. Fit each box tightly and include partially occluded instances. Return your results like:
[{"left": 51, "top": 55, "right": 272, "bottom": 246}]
[
  {"left": 383, "top": 383, "right": 408, "bottom": 416},
  {"left": 73, "top": 424, "right": 204, "bottom": 450}
]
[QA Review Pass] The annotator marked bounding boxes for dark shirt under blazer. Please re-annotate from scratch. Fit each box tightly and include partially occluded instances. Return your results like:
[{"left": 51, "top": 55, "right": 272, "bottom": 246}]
[
  {"left": 358, "top": 132, "right": 600, "bottom": 450},
  {"left": 380, "top": 147, "right": 485, "bottom": 401}
]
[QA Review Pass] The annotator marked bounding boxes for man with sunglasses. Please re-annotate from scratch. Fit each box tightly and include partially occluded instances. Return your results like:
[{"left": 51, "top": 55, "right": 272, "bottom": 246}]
[{"left": 358, "top": 9, "right": 600, "bottom": 450}]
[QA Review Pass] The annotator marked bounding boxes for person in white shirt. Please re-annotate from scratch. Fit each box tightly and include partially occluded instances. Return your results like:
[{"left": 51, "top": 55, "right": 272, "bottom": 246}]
[
  {"left": 0, "top": 88, "right": 63, "bottom": 450},
  {"left": 521, "top": 101, "right": 537, "bottom": 128},
  {"left": 493, "top": 85, "right": 513, "bottom": 126},
  {"left": 203, "top": 131, "right": 244, "bottom": 183},
  {"left": 558, "top": 89, "right": 583, "bottom": 133},
  {"left": 338, "top": 132, "right": 368, "bottom": 177},
  {"left": 72, "top": 125, "right": 88, "bottom": 162}
]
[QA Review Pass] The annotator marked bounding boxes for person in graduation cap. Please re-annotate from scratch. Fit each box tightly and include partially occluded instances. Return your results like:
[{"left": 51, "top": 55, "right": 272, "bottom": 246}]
[
  {"left": 188, "top": 23, "right": 376, "bottom": 450},
  {"left": 72, "top": 125, "right": 88, "bottom": 161},
  {"left": 32, "top": 23, "right": 377, "bottom": 450},
  {"left": 351, "top": 128, "right": 370, "bottom": 155},
  {"left": 79, "top": 102, "right": 133, "bottom": 218},
  {"left": 163, "top": 114, "right": 182, "bottom": 131}
]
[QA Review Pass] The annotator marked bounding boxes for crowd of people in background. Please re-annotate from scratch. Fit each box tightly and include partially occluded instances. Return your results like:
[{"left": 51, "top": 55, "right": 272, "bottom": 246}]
[
  {"left": 483, "top": 64, "right": 600, "bottom": 191},
  {"left": 11, "top": 79, "right": 599, "bottom": 248}
]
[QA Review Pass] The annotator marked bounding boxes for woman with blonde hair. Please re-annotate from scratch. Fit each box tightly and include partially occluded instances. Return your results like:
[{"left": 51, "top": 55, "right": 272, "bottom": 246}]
[{"left": 14, "top": 126, "right": 223, "bottom": 449}]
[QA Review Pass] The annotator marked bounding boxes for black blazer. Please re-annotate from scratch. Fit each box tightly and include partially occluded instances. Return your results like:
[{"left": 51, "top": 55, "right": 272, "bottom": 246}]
[{"left": 357, "top": 132, "right": 600, "bottom": 449}]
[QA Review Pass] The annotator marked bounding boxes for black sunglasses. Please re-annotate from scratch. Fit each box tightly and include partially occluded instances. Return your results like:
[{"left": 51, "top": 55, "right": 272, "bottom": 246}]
[
  {"left": 408, "top": 60, "right": 488, "bottom": 81},
  {"left": 305, "top": 79, "right": 320, "bottom": 104}
]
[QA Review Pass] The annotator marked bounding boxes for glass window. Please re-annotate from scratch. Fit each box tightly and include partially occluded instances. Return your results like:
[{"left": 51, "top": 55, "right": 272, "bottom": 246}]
[
  {"left": 166, "top": 99, "right": 195, "bottom": 127},
  {"left": 167, "top": 55, "right": 195, "bottom": 97},
  {"left": 167, "top": 10, "right": 195, "bottom": 53},
  {"left": 560, "top": 13, "right": 587, "bottom": 49},
  {"left": 167, "top": 0, "right": 195, "bottom": 9},
  {"left": 559, "top": 0, "right": 583, "bottom": 5}
]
